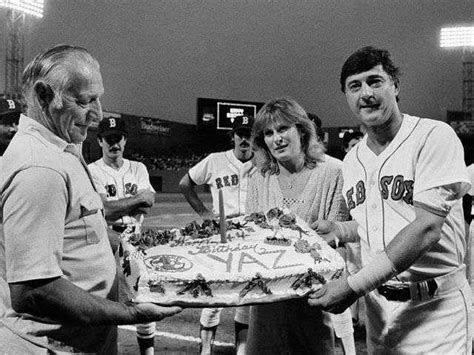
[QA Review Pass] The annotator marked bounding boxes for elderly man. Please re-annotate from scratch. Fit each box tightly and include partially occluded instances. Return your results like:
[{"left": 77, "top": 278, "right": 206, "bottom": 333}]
[{"left": 0, "top": 44, "right": 181, "bottom": 354}]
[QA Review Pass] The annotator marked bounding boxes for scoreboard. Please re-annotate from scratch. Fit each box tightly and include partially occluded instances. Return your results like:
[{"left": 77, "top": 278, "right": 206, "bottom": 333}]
[{"left": 197, "top": 97, "right": 264, "bottom": 130}]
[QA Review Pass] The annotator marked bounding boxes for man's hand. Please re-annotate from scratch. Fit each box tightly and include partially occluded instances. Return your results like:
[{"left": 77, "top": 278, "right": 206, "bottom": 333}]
[
  {"left": 307, "top": 274, "right": 359, "bottom": 314},
  {"left": 136, "top": 189, "right": 155, "bottom": 208},
  {"left": 134, "top": 303, "right": 182, "bottom": 323},
  {"left": 130, "top": 207, "right": 151, "bottom": 217},
  {"left": 311, "top": 220, "right": 340, "bottom": 248}
]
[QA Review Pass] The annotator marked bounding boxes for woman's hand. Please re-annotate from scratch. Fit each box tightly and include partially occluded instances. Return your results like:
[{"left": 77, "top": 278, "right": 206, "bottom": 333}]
[{"left": 311, "top": 220, "right": 341, "bottom": 248}]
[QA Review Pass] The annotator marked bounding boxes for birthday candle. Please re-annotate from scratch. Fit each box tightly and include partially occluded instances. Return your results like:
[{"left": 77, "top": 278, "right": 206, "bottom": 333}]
[{"left": 218, "top": 189, "right": 227, "bottom": 243}]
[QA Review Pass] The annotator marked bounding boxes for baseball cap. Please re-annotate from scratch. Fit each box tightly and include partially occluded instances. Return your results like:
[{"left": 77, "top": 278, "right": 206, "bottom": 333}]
[
  {"left": 0, "top": 99, "right": 22, "bottom": 124},
  {"left": 98, "top": 117, "right": 127, "bottom": 137},
  {"left": 231, "top": 115, "right": 254, "bottom": 132}
]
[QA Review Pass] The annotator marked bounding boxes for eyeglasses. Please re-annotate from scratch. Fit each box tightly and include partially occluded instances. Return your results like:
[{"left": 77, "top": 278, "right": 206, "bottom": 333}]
[{"left": 103, "top": 134, "right": 124, "bottom": 145}]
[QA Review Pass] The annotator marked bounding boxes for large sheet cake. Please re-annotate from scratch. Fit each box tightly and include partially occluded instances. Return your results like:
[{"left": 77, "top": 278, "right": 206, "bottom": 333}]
[{"left": 119, "top": 208, "right": 345, "bottom": 307}]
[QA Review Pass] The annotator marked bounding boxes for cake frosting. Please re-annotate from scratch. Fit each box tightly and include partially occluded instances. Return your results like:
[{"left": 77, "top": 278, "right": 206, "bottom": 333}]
[{"left": 119, "top": 207, "right": 345, "bottom": 307}]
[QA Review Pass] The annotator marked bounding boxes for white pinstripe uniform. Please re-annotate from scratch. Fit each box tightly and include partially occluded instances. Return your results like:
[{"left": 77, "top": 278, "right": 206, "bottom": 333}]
[
  {"left": 88, "top": 158, "right": 155, "bottom": 225},
  {"left": 343, "top": 114, "right": 472, "bottom": 354},
  {"left": 189, "top": 149, "right": 256, "bottom": 327}
]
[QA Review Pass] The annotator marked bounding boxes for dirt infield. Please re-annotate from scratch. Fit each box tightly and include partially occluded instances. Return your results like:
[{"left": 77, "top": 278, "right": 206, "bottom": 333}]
[{"left": 117, "top": 192, "right": 368, "bottom": 354}]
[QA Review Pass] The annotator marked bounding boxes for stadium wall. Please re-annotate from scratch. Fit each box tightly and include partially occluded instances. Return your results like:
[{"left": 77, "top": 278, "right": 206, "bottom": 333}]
[
  {"left": 83, "top": 111, "right": 232, "bottom": 165},
  {"left": 148, "top": 169, "right": 209, "bottom": 193}
]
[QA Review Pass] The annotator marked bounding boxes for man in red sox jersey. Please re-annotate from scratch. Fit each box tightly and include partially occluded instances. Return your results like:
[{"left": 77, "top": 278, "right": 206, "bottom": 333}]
[
  {"left": 179, "top": 115, "right": 256, "bottom": 355},
  {"left": 88, "top": 116, "right": 156, "bottom": 355},
  {"left": 309, "top": 46, "right": 472, "bottom": 354}
]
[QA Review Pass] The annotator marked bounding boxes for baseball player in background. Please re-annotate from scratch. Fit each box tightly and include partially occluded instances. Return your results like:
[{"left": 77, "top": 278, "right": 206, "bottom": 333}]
[
  {"left": 88, "top": 116, "right": 156, "bottom": 355},
  {"left": 309, "top": 46, "right": 472, "bottom": 354},
  {"left": 0, "top": 99, "right": 22, "bottom": 157},
  {"left": 0, "top": 98, "right": 22, "bottom": 261},
  {"left": 179, "top": 115, "right": 256, "bottom": 355}
]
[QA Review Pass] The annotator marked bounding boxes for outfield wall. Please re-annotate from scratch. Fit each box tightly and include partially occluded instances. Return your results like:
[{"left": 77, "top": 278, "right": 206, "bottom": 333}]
[{"left": 149, "top": 169, "right": 209, "bottom": 193}]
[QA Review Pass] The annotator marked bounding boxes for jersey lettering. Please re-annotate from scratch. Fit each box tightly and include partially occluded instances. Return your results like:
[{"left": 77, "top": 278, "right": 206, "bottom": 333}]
[
  {"left": 223, "top": 176, "right": 231, "bottom": 187},
  {"left": 391, "top": 175, "right": 405, "bottom": 201},
  {"left": 402, "top": 180, "right": 414, "bottom": 205},
  {"left": 355, "top": 181, "right": 366, "bottom": 205},
  {"left": 106, "top": 184, "right": 117, "bottom": 197},
  {"left": 125, "top": 183, "right": 138, "bottom": 195},
  {"left": 346, "top": 175, "right": 414, "bottom": 211},
  {"left": 346, "top": 187, "right": 356, "bottom": 210},
  {"left": 215, "top": 174, "right": 239, "bottom": 189},
  {"left": 380, "top": 176, "right": 393, "bottom": 199},
  {"left": 231, "top": 174, "right": 239, "bottom": 185}
]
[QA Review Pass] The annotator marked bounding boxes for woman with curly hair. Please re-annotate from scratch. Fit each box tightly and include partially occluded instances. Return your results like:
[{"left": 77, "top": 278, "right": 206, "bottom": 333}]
[{"left": 246, "top": 97, "right": 353, "bottom": 354}]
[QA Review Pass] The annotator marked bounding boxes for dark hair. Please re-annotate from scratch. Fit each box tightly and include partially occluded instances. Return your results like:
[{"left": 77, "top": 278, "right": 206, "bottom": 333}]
[
  {"left": 340, "top": 46, "right": 401, "bottom": 97},
  {"left": 307, "top": 112, "right": 324, "bottom": 142},
  {"left": 252, "top": 97, "right": 325, "bottom": 175}
]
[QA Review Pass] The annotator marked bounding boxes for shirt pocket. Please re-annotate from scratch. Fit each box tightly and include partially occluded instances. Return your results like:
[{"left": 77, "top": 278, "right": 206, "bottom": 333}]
[{"left": 80, "top": 192, "right": 106, "bottom": 245}]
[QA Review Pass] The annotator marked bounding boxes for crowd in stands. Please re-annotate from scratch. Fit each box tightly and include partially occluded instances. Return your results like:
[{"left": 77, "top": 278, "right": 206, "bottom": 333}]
[{"left": 129, "top": 150, "right": 208, "bottom": 171}]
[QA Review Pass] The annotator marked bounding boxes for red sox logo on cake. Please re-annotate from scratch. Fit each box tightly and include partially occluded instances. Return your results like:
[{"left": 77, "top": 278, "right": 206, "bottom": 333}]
[
  {"left": 145, "top": 255, "right": 193, "bottom": 273},
  {"left": 119, "top": 207, "right": 345, "bottom": 306}
]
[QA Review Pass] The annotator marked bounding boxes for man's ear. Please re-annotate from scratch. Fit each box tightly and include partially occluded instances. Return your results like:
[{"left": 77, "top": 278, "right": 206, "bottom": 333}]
[{"left": 34, "top": 81, "right": 54, "bottom": 109}]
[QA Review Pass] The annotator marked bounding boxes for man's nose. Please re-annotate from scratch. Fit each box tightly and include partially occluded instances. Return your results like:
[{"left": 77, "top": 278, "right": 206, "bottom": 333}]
[
  {"left": 360, "top": 82, "right": 374, "bottom": 98},
  {"left": 90, "top": 98, "right": 103, "bottom": 123}
]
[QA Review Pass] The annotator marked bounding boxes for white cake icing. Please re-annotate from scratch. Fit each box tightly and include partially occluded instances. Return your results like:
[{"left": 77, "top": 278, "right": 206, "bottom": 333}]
[{"left": 119, "top": 208, "right": 345, "bottom": 307}]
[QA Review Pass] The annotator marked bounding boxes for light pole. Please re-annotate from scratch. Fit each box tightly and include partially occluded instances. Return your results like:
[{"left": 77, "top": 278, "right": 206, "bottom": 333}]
[
  {"left": 1, "top": 0, "right": 44, "bottom": 100},
  {"left": 440, "top": 26, "right": 474, "bottom": 120}
]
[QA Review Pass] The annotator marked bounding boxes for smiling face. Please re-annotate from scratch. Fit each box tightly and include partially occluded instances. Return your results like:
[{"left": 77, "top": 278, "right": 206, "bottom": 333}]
[
  {"left": 263, "top": 119, "right": 302, "bottom": 164},
  {"left": 49, "top": 63, "right": 104, "bottom": 144},
  {"left": 344, "top": 64, "right": 400, "bottom": 128}
]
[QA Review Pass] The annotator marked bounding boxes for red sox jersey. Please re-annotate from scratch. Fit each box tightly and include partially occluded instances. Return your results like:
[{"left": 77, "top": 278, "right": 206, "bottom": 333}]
[
  {"left": 88, "top": 158, "right": 154, "bottom": 225},
  {"left": 343, "top": 114, "right": 470, "bottom": 280},
  {"left": 188, "top": 149, "right": 256, "bottom": 217}
]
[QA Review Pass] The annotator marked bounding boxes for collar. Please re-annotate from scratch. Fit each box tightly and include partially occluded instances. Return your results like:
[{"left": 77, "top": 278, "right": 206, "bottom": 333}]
[{"left": 18, "top": 114, "right": 82, "bottom": 155}]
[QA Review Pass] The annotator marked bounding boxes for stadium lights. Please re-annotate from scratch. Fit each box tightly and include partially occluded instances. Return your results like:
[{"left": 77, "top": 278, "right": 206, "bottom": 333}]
[
  {"left": 0, "top": 0, "right": 44, "bottom": 18},
  {"left": 440, "top": 26, "right": 474, "bottom": 48}
]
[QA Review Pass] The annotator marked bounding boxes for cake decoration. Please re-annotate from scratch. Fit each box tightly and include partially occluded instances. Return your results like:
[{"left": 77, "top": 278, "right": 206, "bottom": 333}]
[
  {"left": 239, "top": 273, "right": 272, "bottom": 298},
  {"left": 291, "top": 268, "right": 327, "bottom": 290},
  {"left": 176, "top": 274, "right": 213, "bottom": 298},
  {"left": 148, "top": 279, "right": 166, "bottom": 294}
]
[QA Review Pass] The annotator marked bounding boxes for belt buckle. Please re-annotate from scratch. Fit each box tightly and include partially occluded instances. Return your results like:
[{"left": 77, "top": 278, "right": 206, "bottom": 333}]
[{"left": 377, "top": 284, "right": 411, "bottom": 302}]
